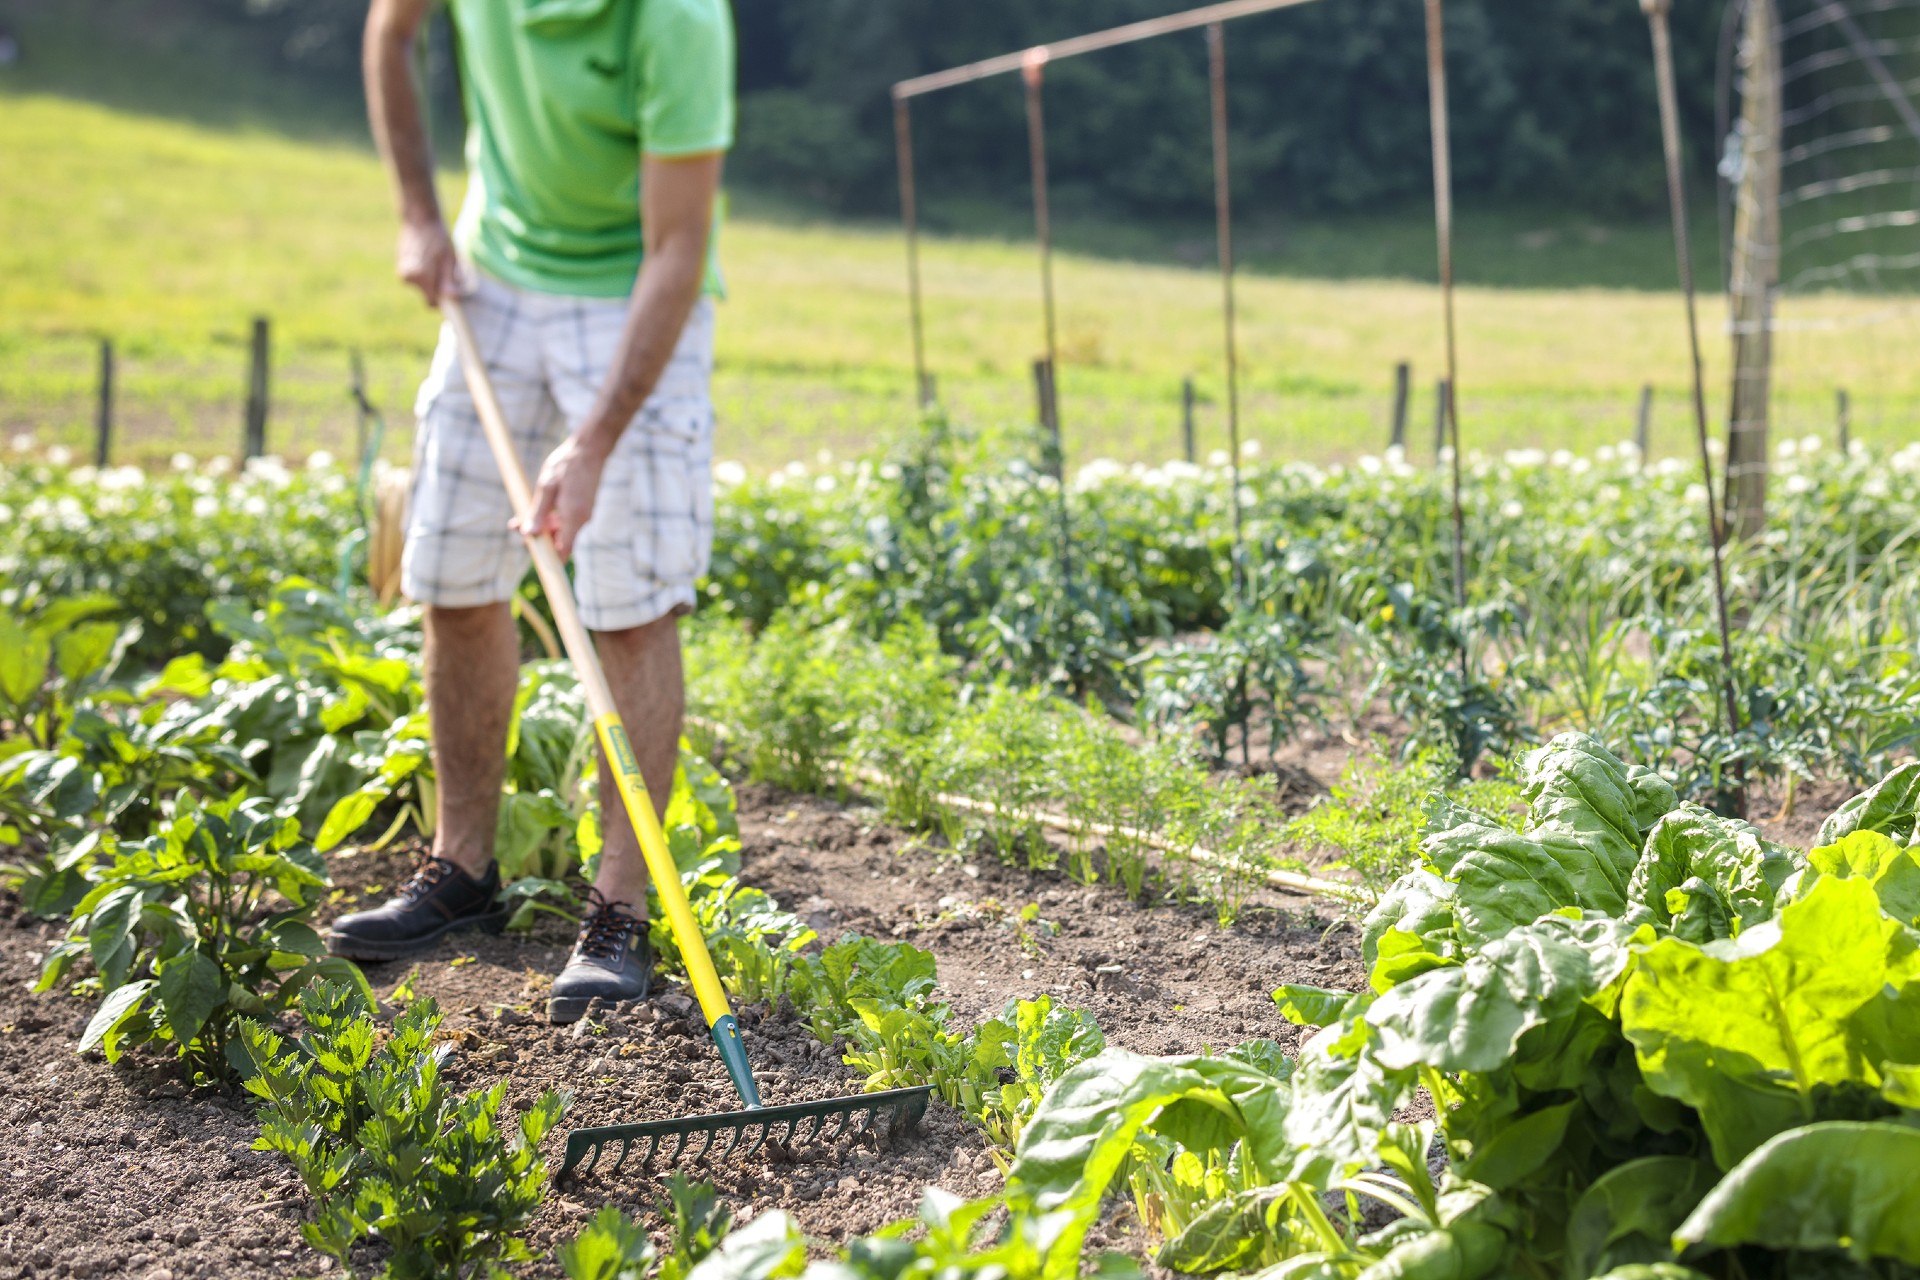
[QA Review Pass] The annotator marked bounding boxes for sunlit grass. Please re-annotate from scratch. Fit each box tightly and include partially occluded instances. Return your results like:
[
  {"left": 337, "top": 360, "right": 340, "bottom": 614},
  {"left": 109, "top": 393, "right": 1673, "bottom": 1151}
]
[{"left": 5, "top": 92, "right": 1918, "bottom": 469}]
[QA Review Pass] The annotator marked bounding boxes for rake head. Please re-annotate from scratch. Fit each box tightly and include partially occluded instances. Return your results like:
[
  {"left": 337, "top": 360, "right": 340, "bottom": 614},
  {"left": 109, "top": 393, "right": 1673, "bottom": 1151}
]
[{"left": 557, "top": 1085, "right": 934, "bottom": 1181}]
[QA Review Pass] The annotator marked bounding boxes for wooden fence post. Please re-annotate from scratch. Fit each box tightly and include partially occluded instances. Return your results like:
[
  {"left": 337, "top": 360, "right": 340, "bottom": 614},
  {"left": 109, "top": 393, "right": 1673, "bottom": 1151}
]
[
  {"left": 1390, "top": 361, "right": 1411, "bottom": 451},
  {"left": 1181, "top": 376, "right": 1197, "bottom": 463},
  {"left": 1433, "top": 378, "right": 1450, "bottom": 464},
  {"left": 94, "top": 338, "right": 114, "bottom": 467},
  {"left": 1635, "top": 383, "right": 1653, "bottom": 465},
  {"left": 243, "top": 316, "right": 271, "bottom": 461}
]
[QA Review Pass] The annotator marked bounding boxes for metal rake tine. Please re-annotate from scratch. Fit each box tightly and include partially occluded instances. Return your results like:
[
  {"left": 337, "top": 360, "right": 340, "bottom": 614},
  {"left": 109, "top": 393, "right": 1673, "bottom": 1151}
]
[
  {"left": 644, "top": 1131, "right": 661, "bottom": 1167},
  {"left": 692, "top": 1124, "right": 717, "bottom": 1162},
  {"left": 613, "top": 1135, "right": 632, "bottom": 1174},
  {"left": 744, "top": 1119, "right": 770, "bottom": 1159},
  {"left": 826, "top": 1107, "right": 853, "bottom": 1142}
]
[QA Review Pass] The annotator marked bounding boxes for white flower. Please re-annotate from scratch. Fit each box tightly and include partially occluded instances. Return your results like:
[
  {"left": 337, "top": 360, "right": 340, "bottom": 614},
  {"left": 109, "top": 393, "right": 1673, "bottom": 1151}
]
[
  {"left": 0, "top": 504, "right": 11, "bottom": 522},
  {"left": 1500, "top": 499, "right": 1525, "bottom": 518},
  {"left": 878, "top": 462, "right": 902, "bottom": 482},
  {"left": 46, "top": 445, "right": 72, "bottom": 466},
  {"left": 1865, "top": 475, "right": 1891, "bottom": 497},
  {"left": 1619, "top": 439, "right": 1642, "bottom": 460},
  {"left": 714, "top": 460, "right": 748, "bottom": 487},
  {"left": 70, "top": 465, "right": 98, "bottom": 485},
  {"left": 1784, "top": 473, "right": 1815, "bottom": 494},
  {"left": 1705, "top": 437, "right": 1725, "bottom": 457},
  {"left": 783, "top": 460, "right": 807, "bottom": 478},
  {"left": 1569, "top": 457, "right": 1592, "bottom": 475},
  {"left": 171, "top": 452, "right": 196, "bottom": 472},
  {"left": 1240, "top": 439, "right": 1261, "bottom": 458},
  {"left": 193, "top": 495, "right": 219, "bottom": 519},
  {"left": 1777, "top": 437, "right": 1799, "bottom": 459},
  {"left": 815, "top": 449, "right": 834, "bottom": 467},
  {"left": 813, "top": 473, "right": 836, "bottom": 493},
  {"left": 1656, "top": 457, "right": 1689, "bottom": 478},
  {"left": 1684, "top": 483, "right": 1708, "bottom": 506},
  {"left": 1385, "top": 444, "right": 1407, "bottom": 467},
  {"left": 100, "top": 466, "right": 144, "bottom": 490},
  {"left": 1074, "top": 458, "right": 1125, "bottom": 490},
  {"left": 242, "top": 495, "right": 269, "bottom": 517},
  {"left": 1504, "top": 448, "right": 1546, "bottom": 467},
  {"left": 1237, "top": 485, "right": 1256, "bottom": 508},
  {"left": 1800, "top": 433, "right": 1822, "bottom": 454},
  {"left": 306, "top": 450, "right": 335, "bottom": 471},
  {"left": 244, "top": 455, "right": 292, "bottom": 488},
  {"left": 8, "top": 433, "right": 33, "bottom": 454},
  {"left": 55, "top": 496, "right": 84, "bottom": 521},
  {"left": 1358, "top": 454, "right": 1383, "bottom": 474},
  {"left": 1551, "top": 449, "right": 1574, "bottom": 468},
  {"left": 1597, "top": 445, "right": 1617, "bottom": 463},
  {"left": 1438, "top": 446, "right": 1457, "bottom": 465},
  {"left": 206, "top": 456, "right": 232, "bottom": 476},
  {"left": 1207, "top": 449, "right": 1230, "bottom": 468}
]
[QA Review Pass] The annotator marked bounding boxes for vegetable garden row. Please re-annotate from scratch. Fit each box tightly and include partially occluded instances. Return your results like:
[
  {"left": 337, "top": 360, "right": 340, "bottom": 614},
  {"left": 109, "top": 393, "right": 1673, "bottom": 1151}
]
[{"left": 4, "top": 422, "right": 1920, "bottom": 1280}]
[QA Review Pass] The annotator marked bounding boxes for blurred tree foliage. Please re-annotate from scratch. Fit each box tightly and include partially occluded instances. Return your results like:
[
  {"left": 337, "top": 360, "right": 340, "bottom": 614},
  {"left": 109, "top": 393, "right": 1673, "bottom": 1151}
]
[{"left": 134, "top": 0, "right": 1725, "bottom": 218}]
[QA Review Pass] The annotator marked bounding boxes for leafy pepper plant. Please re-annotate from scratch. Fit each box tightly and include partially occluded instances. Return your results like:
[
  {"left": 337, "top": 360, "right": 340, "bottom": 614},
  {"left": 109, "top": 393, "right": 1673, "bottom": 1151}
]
[{"left": 36, "top": 792, "right": 367, "bottom": 1080}]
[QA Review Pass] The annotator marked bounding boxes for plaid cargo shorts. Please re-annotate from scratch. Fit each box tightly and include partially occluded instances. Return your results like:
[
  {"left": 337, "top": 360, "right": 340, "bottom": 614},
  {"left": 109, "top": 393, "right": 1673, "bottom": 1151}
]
[{"left": 402, "top": 271, "right": 716, "bottom": 632}]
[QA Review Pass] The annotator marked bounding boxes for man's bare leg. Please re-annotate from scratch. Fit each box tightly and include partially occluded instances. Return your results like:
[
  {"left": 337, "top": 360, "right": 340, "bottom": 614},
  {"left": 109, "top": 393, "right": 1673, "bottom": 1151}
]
[
  {"left": 425, "top": 602, "right": 520, "bottom": 877},
  {"left": 590, "top": 612, "right": 684, "bottom": 914}
]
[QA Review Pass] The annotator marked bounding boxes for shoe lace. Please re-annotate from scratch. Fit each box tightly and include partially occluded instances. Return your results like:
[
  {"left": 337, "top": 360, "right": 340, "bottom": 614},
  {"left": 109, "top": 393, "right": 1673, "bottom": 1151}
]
[
  {"left": 397, "top": 856, "right": 459, "bottom": 904},
  {"left": 576, "top": 889, "right": 642, "bottom": 961}
]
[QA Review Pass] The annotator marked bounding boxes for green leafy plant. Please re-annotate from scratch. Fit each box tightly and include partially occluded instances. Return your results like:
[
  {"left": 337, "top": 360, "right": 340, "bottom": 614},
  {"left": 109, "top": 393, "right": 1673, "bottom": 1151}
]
[
  {"left": 240, "top": 981, "right": 568, "bottom": 1280},
  {"left": 36, "top": 792, "right": 366, "bottom": 1079}
]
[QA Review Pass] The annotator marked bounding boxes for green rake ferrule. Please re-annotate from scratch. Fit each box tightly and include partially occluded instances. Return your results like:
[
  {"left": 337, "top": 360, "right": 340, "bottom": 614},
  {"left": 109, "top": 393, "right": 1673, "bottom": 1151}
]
[{"left": 711, "top": 1013, "right": 762, "bottom": 1110}]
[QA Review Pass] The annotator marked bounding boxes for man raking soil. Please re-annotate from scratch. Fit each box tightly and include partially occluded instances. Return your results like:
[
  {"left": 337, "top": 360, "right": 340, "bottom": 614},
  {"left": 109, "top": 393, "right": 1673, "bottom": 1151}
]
[{"left": 327, "top": 0, "right": 733, "bottom": 1025}]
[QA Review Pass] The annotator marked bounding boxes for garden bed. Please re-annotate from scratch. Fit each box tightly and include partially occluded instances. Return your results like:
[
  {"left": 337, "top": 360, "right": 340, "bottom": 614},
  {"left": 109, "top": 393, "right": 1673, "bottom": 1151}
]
[{"left": 0, "top": 781, "right": 1361, "bottom": 1280}]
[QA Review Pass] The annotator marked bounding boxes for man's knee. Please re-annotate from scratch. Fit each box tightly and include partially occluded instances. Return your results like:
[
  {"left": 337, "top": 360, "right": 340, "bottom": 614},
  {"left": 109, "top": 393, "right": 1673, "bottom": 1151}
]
[{"left": 426, "top": 600, "right": 513, "bottom": 638}]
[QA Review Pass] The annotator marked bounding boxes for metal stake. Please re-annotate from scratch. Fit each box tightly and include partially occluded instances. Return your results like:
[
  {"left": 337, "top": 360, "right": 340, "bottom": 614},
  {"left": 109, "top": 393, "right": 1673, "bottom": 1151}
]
[
  {"left": 1023, "top": 52, "right": 1072, "bottom": 586},
  {"left": 1024, "top": 53, "right": 1061, "bottom": 442},
  {"left": 1645, "top": 0, "right": 1744, "bottom": 801},
  {"left": 1207, "top": 21, "right": 1245, "bottom": 591},
  {"left": 1424, "top": 0, "right": 1467, "bottom": 614},
  {"left": 893, "top": 94, "right": 933, "bottom": 409}
]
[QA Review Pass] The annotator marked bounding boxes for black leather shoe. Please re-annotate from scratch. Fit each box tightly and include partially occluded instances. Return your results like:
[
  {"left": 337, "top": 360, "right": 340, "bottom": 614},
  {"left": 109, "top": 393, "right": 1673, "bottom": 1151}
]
[
  {"left": 326, "top": 857, "right": 510, "bottom": 962},
  {"left": 548, "top": 891, "right": 652, "bottom": 1024}
]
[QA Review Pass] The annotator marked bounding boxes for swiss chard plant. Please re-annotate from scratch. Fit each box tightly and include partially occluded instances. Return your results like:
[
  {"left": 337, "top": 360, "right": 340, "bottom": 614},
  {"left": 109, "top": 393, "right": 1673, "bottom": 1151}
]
[
  {"left": 36, "top": 792, "right": 368, "bottom": 1080},
  {"left": 240, "top": 981, "right": 568, "bottom": 1280}
]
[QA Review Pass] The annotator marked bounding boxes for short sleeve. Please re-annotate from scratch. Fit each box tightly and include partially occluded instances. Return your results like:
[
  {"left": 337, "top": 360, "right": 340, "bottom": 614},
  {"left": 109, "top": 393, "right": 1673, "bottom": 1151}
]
[{"left": 636, "top": 0, "right": 736, "bottom": 156}]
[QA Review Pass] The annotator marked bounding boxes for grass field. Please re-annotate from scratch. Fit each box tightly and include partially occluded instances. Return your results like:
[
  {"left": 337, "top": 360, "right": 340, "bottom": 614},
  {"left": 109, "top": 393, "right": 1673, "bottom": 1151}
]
[{"left": 6, "top": 91, "right": 1920, "bottom": 470}]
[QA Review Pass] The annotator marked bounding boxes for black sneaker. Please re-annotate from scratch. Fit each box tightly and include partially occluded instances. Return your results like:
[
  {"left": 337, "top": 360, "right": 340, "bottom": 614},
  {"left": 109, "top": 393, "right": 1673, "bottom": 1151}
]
[
  {"left": 548, "top": 891, "right": 652, "bottom": 1024},
  {"left": 326, "top": 857, "right": 511, "bottom": 962}
]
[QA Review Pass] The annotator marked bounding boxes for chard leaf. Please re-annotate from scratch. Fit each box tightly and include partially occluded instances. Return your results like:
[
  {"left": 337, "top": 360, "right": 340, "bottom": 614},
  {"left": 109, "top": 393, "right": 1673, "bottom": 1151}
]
[
  {"left": 1006, "top": 1048, "right": 1290, "bottom": 1269},
  {"left": 1816, "top": 761, "right": 1920, "bottom": 847},
  {"left": 1367, "top": 915, "right": 1638, "bottom": 1074},
  {"left": 1524, "top": 734, "right": 1676, "bottom": 877},
  {"left": 1674, "top": 1121, "right": 1920, "bottom": 1264},
  {"left": 1564, "top": 1156, "right": 1716, "bottom": 1279},
  {"left": 1363, "top": 870, "right": 1457, "bottom": 965},
  {"left": 1803, "top": 830, "right": 1920, "bottom": 927},
  {"left": 1628, "top": 805, "right": 1799, "bottom": 939},
  {"left": 1620, "top": 876, "right": 1900, "bottom": 1167},
  {"left": 1421, "top": 820, "right": 1583, "bottom": 948},
  {"left": 1281, "top": 1019, "right": 1415, "bottom": 1185},
  {"left": 1155, "top": 1186, "right": 1285, "bottom": 1274},
  {"left": 1273, "top": 984, "right": 1366, "bottom": 1028}
]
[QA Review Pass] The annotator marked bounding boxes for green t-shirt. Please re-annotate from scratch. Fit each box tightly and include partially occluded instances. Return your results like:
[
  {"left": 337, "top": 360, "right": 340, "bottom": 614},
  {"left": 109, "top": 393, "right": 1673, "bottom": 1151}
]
[{"left": 448, "top": 0, "right": 735, "bottom": 298}]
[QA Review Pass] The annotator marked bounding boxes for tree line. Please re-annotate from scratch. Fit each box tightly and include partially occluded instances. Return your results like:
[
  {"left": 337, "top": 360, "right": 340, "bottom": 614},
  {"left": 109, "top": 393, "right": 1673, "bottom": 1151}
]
[{"left": 155, "top": 0, "right": 1726, "bottom": 218}]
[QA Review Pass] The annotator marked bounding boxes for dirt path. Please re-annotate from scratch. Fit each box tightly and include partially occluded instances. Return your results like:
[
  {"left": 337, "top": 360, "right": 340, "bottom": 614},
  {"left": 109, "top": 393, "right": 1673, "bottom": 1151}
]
[{"left": 0, "top": 783, "right": 1361, "bottom": 1280}]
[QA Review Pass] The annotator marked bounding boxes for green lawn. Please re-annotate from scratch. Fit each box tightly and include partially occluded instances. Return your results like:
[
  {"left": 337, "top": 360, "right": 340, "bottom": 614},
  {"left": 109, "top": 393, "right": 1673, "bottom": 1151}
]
[{"left": 5, "top": 92, "right": 1918, "bottom": 471}]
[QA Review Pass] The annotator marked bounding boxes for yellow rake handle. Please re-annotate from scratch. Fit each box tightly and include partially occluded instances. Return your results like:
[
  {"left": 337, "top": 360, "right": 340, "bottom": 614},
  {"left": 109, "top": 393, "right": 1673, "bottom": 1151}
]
[{"left": 442, "top": 298, "right": 744, "bottom": 1063}]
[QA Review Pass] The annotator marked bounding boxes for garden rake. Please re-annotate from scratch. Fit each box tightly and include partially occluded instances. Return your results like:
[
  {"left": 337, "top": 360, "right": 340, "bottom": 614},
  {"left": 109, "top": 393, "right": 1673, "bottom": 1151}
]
[{"left": 441, "top": 297, "right": 932, "bottom": 1181}]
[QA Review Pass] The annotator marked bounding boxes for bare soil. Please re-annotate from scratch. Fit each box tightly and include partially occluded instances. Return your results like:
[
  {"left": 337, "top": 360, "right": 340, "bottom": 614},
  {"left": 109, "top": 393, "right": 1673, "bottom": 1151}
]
[{"left": 0, "top": 782, "right": 1361, "bottom": 1280}]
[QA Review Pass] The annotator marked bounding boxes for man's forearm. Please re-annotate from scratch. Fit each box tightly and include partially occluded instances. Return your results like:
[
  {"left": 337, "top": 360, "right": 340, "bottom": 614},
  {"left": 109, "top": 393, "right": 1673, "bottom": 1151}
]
[
  {"left": 578, "top": 241, "right": 709, "bottom": 453},
  {"left": 364, "top": 3, "right": 440, "bottom": 225}
]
